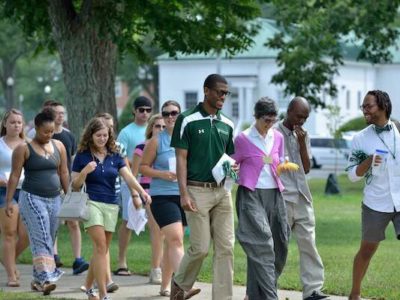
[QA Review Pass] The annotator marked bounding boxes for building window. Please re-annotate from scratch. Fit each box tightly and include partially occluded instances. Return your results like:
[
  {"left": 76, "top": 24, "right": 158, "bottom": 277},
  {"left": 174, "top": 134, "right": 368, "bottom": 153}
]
[
  {"left": 277, "top": 90, "right": 289, "bottom": 109},
  {"left": 357, "top": 91, "right": 362, "bottom": 107},
  {"left": 184, "top": 92, "right": 198, "bottom": 110},
  {"left": 346, "top": 90, "right": 351, "bottom": 110},
  {"left": 115, "top": 81, "right": 122, "bottom": 97},
  {"left": 232, "top": 102, "right": 239, "bottom": 118}
]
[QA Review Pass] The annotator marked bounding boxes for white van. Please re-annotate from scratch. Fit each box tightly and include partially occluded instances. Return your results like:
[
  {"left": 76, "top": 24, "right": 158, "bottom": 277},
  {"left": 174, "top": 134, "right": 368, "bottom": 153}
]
[{"left": 310, "top": 136, "right": 350, "bottom": 169}]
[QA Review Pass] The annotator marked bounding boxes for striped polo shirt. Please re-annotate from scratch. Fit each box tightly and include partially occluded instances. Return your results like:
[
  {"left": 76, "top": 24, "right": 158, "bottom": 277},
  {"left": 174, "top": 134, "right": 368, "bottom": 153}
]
[{"left": 171, "top": 103, "right": 235, "bottom": 182}]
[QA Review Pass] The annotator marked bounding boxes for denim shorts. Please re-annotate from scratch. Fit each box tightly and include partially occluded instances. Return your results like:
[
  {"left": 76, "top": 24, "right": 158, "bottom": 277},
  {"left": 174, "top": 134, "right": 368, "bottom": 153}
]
[{"left": 0, "top": 187, "right": 20, "bottom": 208}]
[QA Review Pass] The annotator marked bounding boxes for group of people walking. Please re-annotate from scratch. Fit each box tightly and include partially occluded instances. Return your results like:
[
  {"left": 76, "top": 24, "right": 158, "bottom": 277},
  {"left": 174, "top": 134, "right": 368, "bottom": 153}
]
[{"left": 0, "top": 72, "right": 398, "bottom": 300}]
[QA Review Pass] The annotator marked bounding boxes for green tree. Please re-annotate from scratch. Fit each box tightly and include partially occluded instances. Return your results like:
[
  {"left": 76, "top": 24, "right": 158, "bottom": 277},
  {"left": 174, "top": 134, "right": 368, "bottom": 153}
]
[
  {"left": 267, "top": 0, "right": 400, "bottom": 107},
  {"left": 337, "top": 116, "right": 367, "bottom": 134},
  {"left": 16, "top": 53, "right": 66, "bottom": 120},
  {"left": 0, "top": 18, "right": 32, "bottom": 110},
  {"left": 2, "top": 0, "right": 262, "bottom": 136}
]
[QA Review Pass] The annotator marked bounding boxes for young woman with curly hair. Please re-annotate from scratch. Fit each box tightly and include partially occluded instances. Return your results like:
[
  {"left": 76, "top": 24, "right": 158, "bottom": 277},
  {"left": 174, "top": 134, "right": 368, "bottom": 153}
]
[{"left": 71, "top": 117, "right": 151, "bottom": 300}]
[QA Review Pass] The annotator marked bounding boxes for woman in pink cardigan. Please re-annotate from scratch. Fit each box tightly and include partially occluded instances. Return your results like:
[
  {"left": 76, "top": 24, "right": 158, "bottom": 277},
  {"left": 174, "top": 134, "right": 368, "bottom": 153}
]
[{"left": 232, "top": 98, "right": 289, "bottom": 300}]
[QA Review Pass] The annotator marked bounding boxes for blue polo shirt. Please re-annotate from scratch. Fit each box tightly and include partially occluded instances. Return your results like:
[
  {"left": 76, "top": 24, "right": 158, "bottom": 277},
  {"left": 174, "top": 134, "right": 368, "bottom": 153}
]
[{"left": 72, "top": 150, "right": 126, "bottom": 204}]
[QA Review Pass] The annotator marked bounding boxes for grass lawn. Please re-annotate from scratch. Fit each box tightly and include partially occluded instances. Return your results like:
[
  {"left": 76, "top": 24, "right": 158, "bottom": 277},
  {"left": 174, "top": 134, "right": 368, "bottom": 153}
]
[{"left": 16, "top": 175, "right": 399, "bottom": 299}]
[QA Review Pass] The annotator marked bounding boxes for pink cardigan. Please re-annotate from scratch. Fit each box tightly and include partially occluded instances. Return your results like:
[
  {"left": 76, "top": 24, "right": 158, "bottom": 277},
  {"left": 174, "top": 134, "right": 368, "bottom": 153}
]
[{"left": 232, "top": 130, "right": 284, "bottom": 192}]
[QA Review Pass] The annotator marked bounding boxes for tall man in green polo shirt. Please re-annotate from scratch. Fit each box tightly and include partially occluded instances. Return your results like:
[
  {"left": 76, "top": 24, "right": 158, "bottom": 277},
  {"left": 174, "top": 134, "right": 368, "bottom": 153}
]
[{"left": 170, "top": 74, "right": 235, "bottom": 300}]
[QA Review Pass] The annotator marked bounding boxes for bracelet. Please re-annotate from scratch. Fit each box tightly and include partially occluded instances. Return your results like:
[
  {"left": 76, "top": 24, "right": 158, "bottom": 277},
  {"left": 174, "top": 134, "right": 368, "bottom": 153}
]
[{"left": 132, "top": 194, "right": 140, "bottom": 198}]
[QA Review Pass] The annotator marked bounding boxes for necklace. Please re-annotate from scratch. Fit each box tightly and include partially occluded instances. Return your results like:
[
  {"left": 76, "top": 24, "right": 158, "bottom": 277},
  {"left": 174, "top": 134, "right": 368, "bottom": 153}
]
[
  {"left": 34, "top": 139, "right": 51, "bottom": 159},
  {"left": 376, "top": 130, "right": 396, "bottom": 159}
]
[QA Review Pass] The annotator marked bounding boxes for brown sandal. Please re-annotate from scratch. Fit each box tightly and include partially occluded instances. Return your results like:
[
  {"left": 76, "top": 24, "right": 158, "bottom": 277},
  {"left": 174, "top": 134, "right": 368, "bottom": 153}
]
[
  {"left": 7, "top": 280, "right": 20, "bottom": 287},
  {"left": 31, "top": 281, "right": 40, "bottom": 291},
  {"left": 41, "top": 282, "right": 57, "bottom": 295}
]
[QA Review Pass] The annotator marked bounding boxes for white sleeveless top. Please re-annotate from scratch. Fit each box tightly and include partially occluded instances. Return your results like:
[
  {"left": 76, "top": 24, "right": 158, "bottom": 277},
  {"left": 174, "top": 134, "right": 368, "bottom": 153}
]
[{"left": 0, "top": 137, "right": 24, "bottom": 188}]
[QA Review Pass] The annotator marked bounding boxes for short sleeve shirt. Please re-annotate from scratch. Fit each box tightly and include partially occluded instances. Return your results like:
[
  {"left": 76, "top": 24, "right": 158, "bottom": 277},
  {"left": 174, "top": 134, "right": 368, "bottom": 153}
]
[
  {"left": 117, "top": 122, "right": 146, "bottom": 159},
  {"left": 72, "top": 150, "right": 125, "bottom": 204},
  {"left": 53, "top": 129, "right": 77, "bottom": 174},
  {"left": 276, "top": 121, "right": 312, "bottom": 203},
  {"left": 171, "top": 103, "right": 235, "bottom": 182}
]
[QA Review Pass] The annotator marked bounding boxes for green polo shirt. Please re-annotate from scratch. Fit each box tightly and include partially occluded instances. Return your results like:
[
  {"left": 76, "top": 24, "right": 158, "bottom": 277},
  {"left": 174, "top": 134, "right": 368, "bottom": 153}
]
[{"left": 171, "top": 103, "right": 235, "bottom": 182}]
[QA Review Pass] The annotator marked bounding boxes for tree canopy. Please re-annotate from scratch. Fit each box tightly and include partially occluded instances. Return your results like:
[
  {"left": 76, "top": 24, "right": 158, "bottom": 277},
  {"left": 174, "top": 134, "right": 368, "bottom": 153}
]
[
  {"left": 1, "top": 0, "right": 263, "bottom": 136},
  {"left": 267, "top": 0, "right": 400, "bottom": 107}
]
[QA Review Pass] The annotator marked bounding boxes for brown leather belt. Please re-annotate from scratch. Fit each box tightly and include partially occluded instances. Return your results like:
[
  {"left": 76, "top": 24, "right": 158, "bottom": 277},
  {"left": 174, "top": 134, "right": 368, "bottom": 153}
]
[{"left": 187, "top": 180, "right": 223, "bottom": 188}]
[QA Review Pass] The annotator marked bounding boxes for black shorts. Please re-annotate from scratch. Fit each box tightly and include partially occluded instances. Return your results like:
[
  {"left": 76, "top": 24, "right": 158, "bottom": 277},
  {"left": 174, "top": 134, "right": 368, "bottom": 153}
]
[{"left": 150, "top": 195, "right": 187, "bottom": 228}]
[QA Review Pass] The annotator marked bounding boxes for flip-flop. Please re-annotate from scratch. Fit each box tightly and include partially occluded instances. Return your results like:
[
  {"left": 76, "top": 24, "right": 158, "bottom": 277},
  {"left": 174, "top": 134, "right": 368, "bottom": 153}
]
[
  {"left": 7, "top": 280, "right": 20, "bottom": 287},
  {"left": 113, "top": 267, "right": 131, "bottom": 276},
  {"left": 185, "top": 288, "right": 201, "bottom": 299}
]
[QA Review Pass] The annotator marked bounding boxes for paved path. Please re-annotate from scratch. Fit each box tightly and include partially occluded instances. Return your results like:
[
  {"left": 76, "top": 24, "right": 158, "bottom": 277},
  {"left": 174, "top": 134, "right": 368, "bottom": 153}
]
[{"left": 0, "top": 264, "right": 351, "bottom": 300}]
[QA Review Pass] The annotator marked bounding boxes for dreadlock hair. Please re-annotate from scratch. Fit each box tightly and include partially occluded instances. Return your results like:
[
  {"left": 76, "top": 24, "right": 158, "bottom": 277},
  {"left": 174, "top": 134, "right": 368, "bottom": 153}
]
[{"left": 366, "top": 90, "right": 392, "bottom": 119}]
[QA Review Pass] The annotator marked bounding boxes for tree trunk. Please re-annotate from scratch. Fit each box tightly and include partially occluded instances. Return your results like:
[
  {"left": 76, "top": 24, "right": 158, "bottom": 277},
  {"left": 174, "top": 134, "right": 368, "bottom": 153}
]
[{"left": 47, "top": 1, "right": 118, "bottom": 138}]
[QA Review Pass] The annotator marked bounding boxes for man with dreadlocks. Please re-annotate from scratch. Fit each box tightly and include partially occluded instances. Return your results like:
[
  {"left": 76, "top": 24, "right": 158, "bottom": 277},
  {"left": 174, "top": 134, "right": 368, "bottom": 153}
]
[{"left": 347, "top": 90, "right": 400, "bottom": 300}]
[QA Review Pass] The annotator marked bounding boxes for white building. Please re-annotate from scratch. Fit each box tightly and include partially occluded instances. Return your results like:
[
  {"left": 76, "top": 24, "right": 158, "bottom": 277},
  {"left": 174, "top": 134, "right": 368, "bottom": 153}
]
[{"left": 158, "top": 19, "right": 400, "bottom": 136}]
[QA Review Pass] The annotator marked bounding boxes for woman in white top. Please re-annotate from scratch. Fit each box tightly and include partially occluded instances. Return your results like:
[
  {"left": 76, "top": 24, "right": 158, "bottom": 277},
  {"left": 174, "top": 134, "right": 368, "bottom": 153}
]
[{"left": 0, "top": 109, "right": 29, "bottom": 287}]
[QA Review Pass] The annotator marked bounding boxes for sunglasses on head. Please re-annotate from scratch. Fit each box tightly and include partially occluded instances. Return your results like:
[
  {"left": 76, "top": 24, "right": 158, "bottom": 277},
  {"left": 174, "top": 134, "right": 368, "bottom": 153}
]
[
  {"left": 162, "top": 110, "right": 179, "bottom": 118},
  {"left": 137, "top": 107, "right": 152, "bottom": 113},
  {"left": 154, "top": 124, "right": 166, "bottom": 129}
]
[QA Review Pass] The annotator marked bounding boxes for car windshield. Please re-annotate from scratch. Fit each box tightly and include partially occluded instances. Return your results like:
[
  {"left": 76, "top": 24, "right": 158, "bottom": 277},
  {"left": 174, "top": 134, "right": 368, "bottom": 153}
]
[
  {"left": 310, "top": 138, "right": 348, "bottom": 149},
  {"left": 334, "top": 139, "right": 348, "bottom": 149}
]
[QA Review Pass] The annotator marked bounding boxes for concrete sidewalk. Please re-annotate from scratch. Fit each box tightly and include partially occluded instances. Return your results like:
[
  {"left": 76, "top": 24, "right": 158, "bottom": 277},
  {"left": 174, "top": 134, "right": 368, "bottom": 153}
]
[{"left": 1, "top": 264, "right": 350, "bottom": 300}]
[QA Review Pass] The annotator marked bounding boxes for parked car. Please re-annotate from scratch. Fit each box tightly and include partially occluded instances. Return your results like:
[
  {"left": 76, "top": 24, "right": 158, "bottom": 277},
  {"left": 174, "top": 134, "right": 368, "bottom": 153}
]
[{"left": 310, "top": 136, "right": 350, "bottom": 169}]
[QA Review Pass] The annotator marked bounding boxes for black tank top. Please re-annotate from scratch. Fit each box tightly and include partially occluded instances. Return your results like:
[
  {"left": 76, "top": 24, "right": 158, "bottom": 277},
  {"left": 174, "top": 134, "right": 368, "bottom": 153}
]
[{"left": 22, "top": 140, "right": 61, "bottom": 197}]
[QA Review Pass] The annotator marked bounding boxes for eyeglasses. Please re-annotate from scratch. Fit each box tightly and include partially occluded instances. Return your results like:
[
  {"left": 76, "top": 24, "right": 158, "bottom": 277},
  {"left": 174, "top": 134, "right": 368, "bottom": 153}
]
[
  {"left": 261, "top": 116, "right": 277, "bottom": 124},
  {"left": 359, "top": 104, "right": 377, "bottom": 111},
  {"left": 211, "top": 88, "right": 231, "bottom": 97},
  {"left": 162, "top": 110, "right": 179, "bottom": 118},
  {"left": 137, "top": 107, "right": 152, "bottom": 113},
  {"left": 154, "top": 124, "right": 166, "bottom": 129}
]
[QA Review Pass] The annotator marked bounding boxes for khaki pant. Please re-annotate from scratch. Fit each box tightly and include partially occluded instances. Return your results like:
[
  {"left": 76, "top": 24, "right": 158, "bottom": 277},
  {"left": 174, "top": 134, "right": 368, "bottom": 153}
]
[
  {"left": 286, "top": 196, "right": 324, "bottom": 298},
  {"left": 174, "top": 186, "right": 234, "bottom": 300}
]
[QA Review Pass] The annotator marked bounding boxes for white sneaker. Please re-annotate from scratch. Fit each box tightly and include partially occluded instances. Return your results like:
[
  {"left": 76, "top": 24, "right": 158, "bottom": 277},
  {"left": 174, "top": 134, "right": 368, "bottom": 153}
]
[{"left": 149, "top": 268, "right": 162, "bottom": 284}]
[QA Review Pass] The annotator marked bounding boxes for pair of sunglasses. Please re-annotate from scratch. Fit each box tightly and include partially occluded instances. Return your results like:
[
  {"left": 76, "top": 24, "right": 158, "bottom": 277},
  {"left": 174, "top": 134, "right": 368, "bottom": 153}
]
[
  {"left": 137, "top": 107, "right": 152, "bottom": 113},
  {"left": 162, "top": 111, "right": 179, "bottom": 118},
  {"left": 154, "top": 124, "right": 166, "bottom": 129}
]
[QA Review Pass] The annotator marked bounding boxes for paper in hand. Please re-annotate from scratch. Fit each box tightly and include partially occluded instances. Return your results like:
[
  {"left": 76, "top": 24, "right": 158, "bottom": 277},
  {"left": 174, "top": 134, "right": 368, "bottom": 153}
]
[{"left": 126, "top": 198, "right": 148, "bottom": 235}]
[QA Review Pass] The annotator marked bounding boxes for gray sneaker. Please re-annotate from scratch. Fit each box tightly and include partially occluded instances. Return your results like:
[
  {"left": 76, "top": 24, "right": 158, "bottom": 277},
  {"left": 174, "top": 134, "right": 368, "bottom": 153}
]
[{"left": 149, "top": 268, "right": 162, "bottom": 284}]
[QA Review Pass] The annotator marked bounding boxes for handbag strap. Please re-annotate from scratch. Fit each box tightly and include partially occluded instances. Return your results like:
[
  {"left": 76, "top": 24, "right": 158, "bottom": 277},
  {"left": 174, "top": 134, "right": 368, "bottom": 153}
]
[{"left": 68, "top": 182, "right": 86, "bottom": 193}]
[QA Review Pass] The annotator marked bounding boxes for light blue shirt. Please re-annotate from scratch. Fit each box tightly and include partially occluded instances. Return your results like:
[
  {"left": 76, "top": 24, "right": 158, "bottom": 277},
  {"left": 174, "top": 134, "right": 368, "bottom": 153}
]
[
  {"left": 117, "top": 122, "right": 146, "bottom": 159},
  {"left": 150, "top": 130, "right": 179, "bottom": 196}
]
